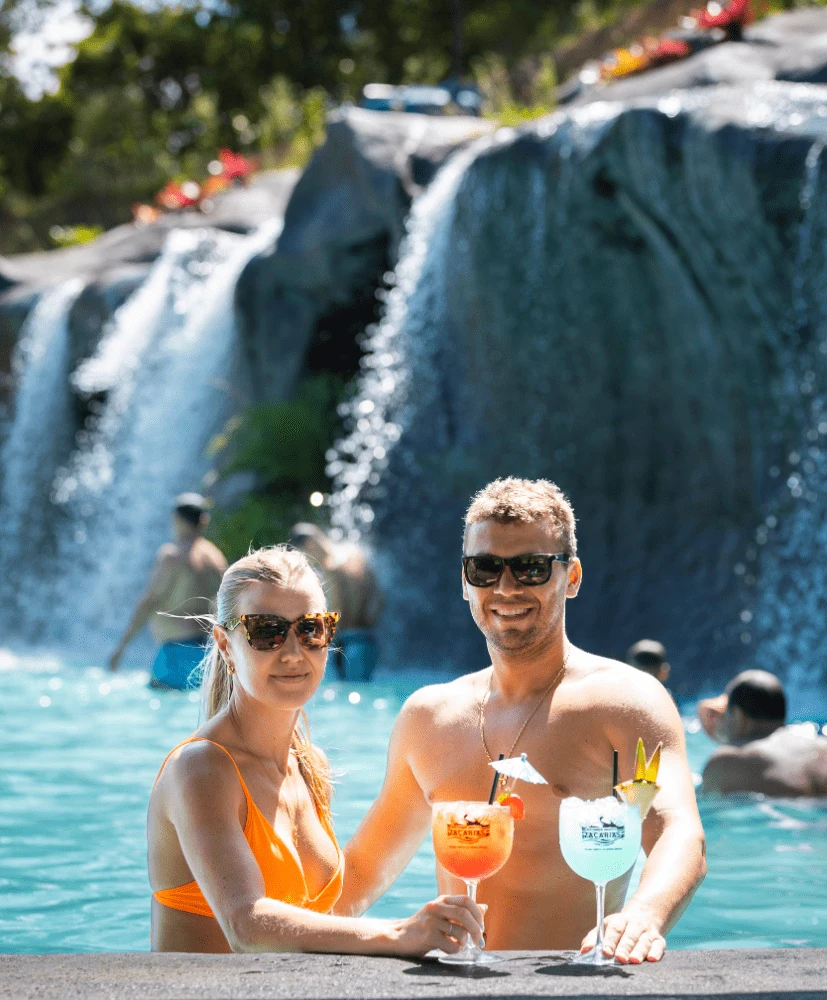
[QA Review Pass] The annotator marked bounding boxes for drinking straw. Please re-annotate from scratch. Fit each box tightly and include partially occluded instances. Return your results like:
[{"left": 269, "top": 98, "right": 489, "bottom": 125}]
[
  {"left": 612, "top": 749, "right": 619, "bottom": 799},
  {"left": 488, "top": 753, "right": 505, "bottom": 804}
]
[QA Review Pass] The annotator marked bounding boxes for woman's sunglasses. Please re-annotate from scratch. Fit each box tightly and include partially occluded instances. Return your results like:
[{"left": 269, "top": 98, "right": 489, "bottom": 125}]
[
  {"left": 462, "top": 553, "right": 570, "bottom": 588},
  {"left": 222, "top": 612, "right": 340, "bottom": 650}
]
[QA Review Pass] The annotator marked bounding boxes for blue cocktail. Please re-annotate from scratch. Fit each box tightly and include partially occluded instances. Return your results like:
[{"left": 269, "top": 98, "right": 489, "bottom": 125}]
[{"left": 559, "top": 795, "right": 642, "bottom": 964}]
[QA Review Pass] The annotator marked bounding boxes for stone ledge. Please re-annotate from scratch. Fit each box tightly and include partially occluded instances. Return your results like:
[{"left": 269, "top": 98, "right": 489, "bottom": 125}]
[{"left": 2, "top": 948, "right": 826, "bottom": 1000}]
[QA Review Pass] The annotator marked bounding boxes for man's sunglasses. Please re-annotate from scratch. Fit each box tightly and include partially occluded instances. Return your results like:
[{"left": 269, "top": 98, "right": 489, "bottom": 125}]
[
  {"left": 222, "top": 612, "right": 340, "bottom": 650},
  {"left": 462, "top": 553, "right": 570, "bottom": 588}
]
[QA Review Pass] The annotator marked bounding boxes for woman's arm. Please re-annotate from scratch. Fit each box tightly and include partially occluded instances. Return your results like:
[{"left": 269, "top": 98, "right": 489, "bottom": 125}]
[{"left": 161, "top": 742, "right": 481, "bottom": 955}]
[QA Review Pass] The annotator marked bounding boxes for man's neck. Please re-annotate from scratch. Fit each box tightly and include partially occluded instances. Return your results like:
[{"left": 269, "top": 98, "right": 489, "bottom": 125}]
[{"left": 488, "top": 630, "right": 570, "bottom": 701}]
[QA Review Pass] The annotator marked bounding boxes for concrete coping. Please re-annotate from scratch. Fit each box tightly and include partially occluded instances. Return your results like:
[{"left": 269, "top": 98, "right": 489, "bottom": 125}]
[{"left": 3, "top": 947, "right": 826, "bottom": 999}]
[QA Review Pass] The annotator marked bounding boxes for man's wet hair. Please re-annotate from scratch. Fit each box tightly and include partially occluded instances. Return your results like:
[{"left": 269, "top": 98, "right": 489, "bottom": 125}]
[
  {"left": 627, "top": 639, "right": 667, "bottom": 673},
  {"left": 174, "top": 492, "right": 208, "bottom": 527},
  {"left": 464, "top": 477, "right": 577, "bottom": 554},
  {"left": 726, "top": 670, "right": 786, "bottom": 723}
]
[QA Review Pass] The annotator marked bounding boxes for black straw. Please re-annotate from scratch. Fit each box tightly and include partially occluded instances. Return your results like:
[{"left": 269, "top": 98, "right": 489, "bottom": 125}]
[
  {"left": 612, "top": 749, "right": 619, "bottom": 799},
  {"left": 488, "top": 753, "right": 505, "bottom": 804}
]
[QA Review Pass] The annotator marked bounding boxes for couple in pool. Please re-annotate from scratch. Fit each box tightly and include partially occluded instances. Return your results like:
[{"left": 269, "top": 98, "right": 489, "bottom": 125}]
[{"left": 149, "top": 478, "right": 705, "bottom": 959}]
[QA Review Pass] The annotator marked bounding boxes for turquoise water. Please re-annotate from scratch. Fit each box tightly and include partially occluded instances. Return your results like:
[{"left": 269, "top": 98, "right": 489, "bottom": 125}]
[{"left": 2, "top": 656, "right": 827, "bottom": 953}]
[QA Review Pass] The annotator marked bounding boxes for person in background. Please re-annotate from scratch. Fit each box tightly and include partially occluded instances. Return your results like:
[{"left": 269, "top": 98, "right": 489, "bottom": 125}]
[
  {"left": 626, "top": 639, "right": 671, "bottom": 686},
  {"left": 700, "top": 670, "right": 827, "bottom": 796},
  {"left": 288, "top": 524, "right": 383, "bottom": 682},
  {"left": 109, "top": 493, "right": 227, "bottom": 689}
]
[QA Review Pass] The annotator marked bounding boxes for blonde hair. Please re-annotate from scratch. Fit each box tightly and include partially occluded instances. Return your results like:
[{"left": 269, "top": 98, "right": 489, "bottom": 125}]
[
  {"left": 197, "top": 545, "right": 332, "bottom": 811},
  {"left": 464, "top": 477, "right": 577, "bottom": 555}
]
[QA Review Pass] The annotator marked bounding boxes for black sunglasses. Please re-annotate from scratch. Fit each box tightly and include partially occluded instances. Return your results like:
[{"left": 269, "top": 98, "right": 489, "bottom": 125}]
[
  {"left": 462, "top": 553, "right": 570, "bottom": 588},
  {"left": 222, "top": 612, "right": 339, "bottom": 650}
]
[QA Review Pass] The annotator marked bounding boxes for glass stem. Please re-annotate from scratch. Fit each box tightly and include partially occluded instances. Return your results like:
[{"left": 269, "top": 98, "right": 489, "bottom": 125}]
[
  {"left": 465, "top": 880, "right": 482, "bottom": 947},
  {"left": 594, "top": 882, "right": 607, "bottom": 954}
]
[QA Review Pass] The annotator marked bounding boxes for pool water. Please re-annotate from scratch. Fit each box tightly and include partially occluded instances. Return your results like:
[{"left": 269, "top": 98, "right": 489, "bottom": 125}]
[{"left": 2, "top": 657, "right": 826, "bottom": 953}]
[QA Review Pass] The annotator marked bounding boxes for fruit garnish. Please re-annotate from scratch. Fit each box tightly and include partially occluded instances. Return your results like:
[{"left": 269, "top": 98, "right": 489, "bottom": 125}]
[
  {"left": 614, "top": 738, "right": 662, "bottom": 819},
  {"left": 497, "top": 791, "right": 525, "bottom": 820}
]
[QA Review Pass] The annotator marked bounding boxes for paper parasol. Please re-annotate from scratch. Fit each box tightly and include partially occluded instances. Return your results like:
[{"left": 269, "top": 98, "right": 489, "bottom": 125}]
[{"left": 489, "top": 752, "right": 548, "bottom": 790}]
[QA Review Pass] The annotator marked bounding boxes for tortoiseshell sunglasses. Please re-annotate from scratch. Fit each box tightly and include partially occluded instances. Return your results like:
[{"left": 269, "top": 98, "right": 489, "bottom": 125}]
[{"left": 222, "top": 612, "right": 340, "bottom": 650}]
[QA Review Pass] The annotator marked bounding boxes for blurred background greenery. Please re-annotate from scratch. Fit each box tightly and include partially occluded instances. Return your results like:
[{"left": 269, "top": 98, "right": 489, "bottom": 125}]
[{"left": 0, "top": 0, "right": 817, "bottom": 256}]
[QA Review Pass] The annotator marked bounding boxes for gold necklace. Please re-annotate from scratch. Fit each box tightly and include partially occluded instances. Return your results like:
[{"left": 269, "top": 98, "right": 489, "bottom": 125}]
[
  {"left": 480, "top": 644, "right": 571, "bottom": 788},
  {"left": 230, "top": 708, "right": 299, "bottom": 842}
]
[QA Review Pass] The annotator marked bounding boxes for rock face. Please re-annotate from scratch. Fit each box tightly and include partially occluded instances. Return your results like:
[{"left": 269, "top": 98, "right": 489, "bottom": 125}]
[
  {"left": 566, "top": 9, "right": 827, "bottom": 106},
  {"left": 235, "top": 108, "right": 495, "bottom": 401},
  {"left": 330, "top": 78, "right": 827, "bottom": 692}
]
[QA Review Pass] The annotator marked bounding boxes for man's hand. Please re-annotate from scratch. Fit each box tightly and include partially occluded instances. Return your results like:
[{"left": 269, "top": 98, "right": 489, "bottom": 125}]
[{"left": 580, "top": 908, "right": 666, "bottom": 964}]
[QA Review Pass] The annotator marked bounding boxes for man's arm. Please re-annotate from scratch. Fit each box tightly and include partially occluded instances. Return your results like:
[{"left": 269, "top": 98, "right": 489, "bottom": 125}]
[
  {"left": 335, "top": 693, "right": 434, "bottom": 916},
  {"left": 595, "top": 672, "right": 706, "bottom": 963},
  {"left": 109, "top": 548, "right": 177, "bottom": 670}
]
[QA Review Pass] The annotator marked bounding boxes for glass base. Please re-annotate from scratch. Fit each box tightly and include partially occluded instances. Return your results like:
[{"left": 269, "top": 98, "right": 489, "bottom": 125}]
[
  {"left": 570, "top": 947, "right": 620, "bottom": 966},
  {"left": 438, "top": 946, "right": 503, "bottom": 966}
]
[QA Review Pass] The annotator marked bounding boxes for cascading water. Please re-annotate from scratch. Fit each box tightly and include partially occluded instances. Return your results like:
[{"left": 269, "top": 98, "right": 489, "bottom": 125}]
[
  {"left": 0, "top": 221, "right": 280, "bottom": 657},
  {"left": 746, "top": 134, "right": 827, "bottom": 709},
  {"left": 0, "top": 280, "right": 84, "bottom": 609},
  {"left": 331, "top": 83, "right": 827, "bottom": 691}
]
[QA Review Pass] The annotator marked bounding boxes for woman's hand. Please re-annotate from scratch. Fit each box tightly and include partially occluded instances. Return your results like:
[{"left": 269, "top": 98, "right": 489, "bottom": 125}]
[{"left": 390, "top": 894, "right": 487, "bottom": 957}]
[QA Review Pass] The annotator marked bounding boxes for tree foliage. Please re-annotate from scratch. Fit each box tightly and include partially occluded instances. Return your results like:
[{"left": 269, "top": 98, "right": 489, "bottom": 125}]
[{"left": 0, "top": 0, "right": 818, "bottom": 250}]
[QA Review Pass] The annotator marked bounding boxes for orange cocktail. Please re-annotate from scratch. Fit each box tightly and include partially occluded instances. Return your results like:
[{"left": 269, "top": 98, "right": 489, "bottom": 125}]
[
  {"left": 431, "top": 801, "right": 514, "bottom": 965},
  {"left": 433, "top": 801, "right": 514, "bottom": 880}
]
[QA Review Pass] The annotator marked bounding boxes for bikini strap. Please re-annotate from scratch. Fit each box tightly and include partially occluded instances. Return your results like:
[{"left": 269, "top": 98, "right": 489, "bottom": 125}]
[{"left": 152, "top": 736, "right": 253, "bottom": 807}]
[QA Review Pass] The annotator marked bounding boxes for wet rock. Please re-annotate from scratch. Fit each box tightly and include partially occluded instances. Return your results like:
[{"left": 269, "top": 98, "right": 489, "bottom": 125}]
[
  {"left": 333, "top": 81, "right": 827, "bottom": 687},
  {"left": 235, "top": 108, "right": 495, "bottom": 401}
]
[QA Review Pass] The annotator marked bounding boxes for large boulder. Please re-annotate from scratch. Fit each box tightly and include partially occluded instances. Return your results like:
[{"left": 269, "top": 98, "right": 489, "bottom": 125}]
[
  {"left": 329, "top": 78, "right": 827, "bottom": 692},
  {"left": 235, "top": 109, "right": 495, "bottom": 401}
]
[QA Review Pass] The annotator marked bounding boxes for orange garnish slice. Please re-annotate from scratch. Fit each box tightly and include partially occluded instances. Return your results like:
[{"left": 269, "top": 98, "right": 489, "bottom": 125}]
[{"left": 497, "top": 791, "right": 525, "bottom": 820}]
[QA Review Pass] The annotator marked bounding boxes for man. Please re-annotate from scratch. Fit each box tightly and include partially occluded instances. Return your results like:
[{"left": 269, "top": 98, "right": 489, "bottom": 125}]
[
  {"left": 700, "top": 671, "right": 827, "bottom": 796},
  {"left": 626, "top": 639, "right": 671, "bottom": 685},
  {"left": 109, "top": 493, "right": 227, "bottom": 689},
  {"left": 289, "top": 523, "right": 383, "bottom": 681},
  {"left": 336, "top": 478, "right": 705, "bottom": 962}
]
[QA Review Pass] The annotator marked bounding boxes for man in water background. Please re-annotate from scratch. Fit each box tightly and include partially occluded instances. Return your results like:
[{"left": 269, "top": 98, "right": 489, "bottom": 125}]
[
  {"left": 289, "top": 523, "right": 383, "bottom": 681},
  {"left": 626, "top": 639, "right": 671, "bottom": 686},
  {"left": 109, "top": 493, "right": 227, "bottom": 689},
  {"left": 700, "top": 671, "right": 827, "bottom": 796},
  {"left": 336, "top": 477, "right": 705, "bottom": 961}
]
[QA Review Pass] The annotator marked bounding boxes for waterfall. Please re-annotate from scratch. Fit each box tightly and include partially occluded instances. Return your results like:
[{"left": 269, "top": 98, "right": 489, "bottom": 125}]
[
  {"left": 0, "top": 222, "right": 280, "bottom": 656},
  {"left": 330, "top": 84, "right": 827, "bottom": 688},
  {"left": 747, "top": 134, "right": 827, "bottom": 712},
  {"left": 0, "top": 280, "right": 84, "bottom": 616}
]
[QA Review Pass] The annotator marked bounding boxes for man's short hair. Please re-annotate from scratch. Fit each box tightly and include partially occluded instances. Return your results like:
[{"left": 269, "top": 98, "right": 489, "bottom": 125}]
[
  {"left": 726, "top": 670, "right": 786, "bottom": 723},
  {"left": 174, "top": 492, "right": 208, "bottom": 527},
  {"left": 464, "top": 478, "right": 577, "bottom": 555},
  {"left": 627, "top": 639, "right": 667, "bottom": 673}
]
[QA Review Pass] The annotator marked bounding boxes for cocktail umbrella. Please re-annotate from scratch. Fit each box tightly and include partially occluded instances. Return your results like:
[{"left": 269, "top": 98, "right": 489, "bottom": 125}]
[{"left": 489, "top": 752, "right": 548, "bottom": 793}]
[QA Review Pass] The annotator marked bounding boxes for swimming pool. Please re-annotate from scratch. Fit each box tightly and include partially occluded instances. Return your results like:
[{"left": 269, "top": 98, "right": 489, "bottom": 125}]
[{"left": 2, "top": 656, "right": 826, "bottom": 953}]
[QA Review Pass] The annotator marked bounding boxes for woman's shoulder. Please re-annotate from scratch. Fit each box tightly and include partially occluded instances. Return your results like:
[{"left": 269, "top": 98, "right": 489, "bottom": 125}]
[{"left": 155, "top": 734, "right": 245, "bottom": 801}]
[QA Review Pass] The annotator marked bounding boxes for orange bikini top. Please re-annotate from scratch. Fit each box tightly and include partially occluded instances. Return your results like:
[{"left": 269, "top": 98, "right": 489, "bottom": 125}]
[{"left": 152, "top": 737, "right": 344, "bottom": 918}]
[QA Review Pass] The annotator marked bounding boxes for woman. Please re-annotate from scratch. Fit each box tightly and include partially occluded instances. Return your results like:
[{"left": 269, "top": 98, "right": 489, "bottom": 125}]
[{"left": 148, "top": 545, "right": 483, "bottom": 954}]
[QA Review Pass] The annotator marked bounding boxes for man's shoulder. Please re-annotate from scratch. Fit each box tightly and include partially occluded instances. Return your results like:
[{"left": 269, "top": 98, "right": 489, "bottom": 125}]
[
  {"left": 571, "top": 651, "right": 669, "bottom": 707},
  {"left": 399, "top": 670, "right": 487, "bottom": 725}
]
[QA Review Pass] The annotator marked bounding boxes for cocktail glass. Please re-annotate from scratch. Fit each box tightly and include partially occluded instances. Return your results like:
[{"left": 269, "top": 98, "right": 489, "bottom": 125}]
[
  {"left": 558, "top": 795, "right": 642, "bottom": 965},
  {"left": 431, "top": 800, "right": 514, "bottom": 965}
]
